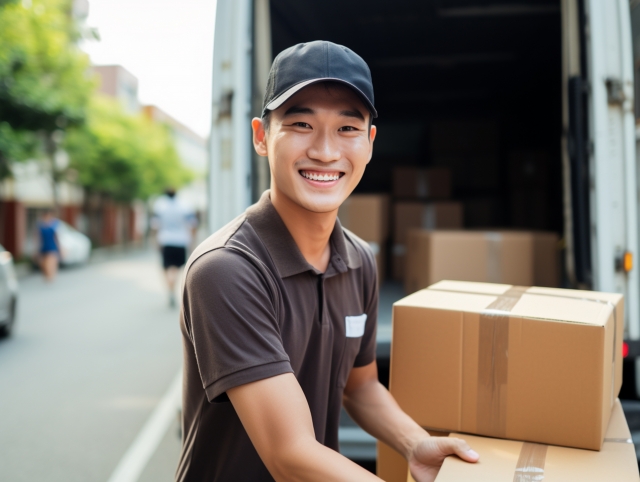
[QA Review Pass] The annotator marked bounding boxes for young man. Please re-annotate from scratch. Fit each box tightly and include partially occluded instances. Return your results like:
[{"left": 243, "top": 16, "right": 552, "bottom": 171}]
[{"left": 176, "top": 41, "right": 478, "bottom": 481}]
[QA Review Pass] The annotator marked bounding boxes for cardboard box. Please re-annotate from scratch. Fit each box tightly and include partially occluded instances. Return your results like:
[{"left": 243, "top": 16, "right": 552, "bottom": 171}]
[
  {"left": 532, "top": 231, "right": 560, "bottom": 287},
  {"left": 427, "top": 400, "right": 638, "bottom": 482},
  {"left": 338, "top": 194, "right": 390, "bottom": 244},
  {"left": 403, "top": 231, "right": 533, "bottom": 294},
  {"left": 392, "top": 202, "right": 463, "bottom": 281},
  {"left": 392, "top": 167, "right": 452, "bottom": 200},
  {"left": 390, "top": 281, "right": 621, "bottom": 450}
]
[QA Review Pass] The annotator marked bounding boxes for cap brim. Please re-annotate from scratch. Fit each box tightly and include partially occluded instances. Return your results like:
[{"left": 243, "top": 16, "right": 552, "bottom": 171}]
[{"left": 264, "top": 77, "right": 378, "bottom": 118}]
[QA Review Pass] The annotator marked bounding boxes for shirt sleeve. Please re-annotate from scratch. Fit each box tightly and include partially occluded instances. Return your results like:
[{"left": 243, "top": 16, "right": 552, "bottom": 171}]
[
  {"left": 353, "top": 243, "right": 378, "bottom": 367},
  {"left": 183, "top": 247, "right": 293, "bottom": 401}
]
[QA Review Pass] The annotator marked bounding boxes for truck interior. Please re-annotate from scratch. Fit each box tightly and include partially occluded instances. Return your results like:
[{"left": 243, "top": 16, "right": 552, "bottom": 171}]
[
  {"left": 267, "top": 0, "right": 564, "bottom": 396},
  {"left": 268, "top": 0, "right": 563, "bottom": 241}
]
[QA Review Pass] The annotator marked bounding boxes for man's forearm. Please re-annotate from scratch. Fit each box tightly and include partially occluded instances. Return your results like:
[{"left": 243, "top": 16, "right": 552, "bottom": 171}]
[
  {"left": 343, "top": 379, "right": 428, "bottom": 459},
  {"left": 271, "top": 438, "right": 381, "bottom": 482}
]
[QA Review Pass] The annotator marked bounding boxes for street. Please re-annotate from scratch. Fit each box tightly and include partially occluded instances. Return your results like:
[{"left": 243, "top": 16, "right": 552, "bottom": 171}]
[{"left": 0, "top": 251, "right": 183, "bottom": 482}]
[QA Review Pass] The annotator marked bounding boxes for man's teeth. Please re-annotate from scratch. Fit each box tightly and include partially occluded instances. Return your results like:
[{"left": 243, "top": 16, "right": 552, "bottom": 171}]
[{"left": 301, "top": 171, "right": 340, "bottom": 182}]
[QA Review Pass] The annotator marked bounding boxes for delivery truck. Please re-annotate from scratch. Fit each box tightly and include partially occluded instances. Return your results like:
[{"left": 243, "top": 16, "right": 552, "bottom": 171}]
[{"left": 206, "top": 0, "right": 640, "bottom": 462}]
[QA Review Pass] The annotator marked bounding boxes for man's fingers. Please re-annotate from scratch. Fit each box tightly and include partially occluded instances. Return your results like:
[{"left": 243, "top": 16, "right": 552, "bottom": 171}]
[{"left": 441, "top": 437, "right": 479, "bottom": 463}]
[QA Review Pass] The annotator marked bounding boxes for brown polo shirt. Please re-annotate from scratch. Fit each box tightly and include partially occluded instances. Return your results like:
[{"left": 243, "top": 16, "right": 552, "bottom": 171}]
[{"left": 175, "top": 191, "right": 378, "bottom": 482}]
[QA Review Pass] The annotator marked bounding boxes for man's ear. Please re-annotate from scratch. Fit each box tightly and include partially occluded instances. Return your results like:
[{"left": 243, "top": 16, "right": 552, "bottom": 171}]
[
  {"left": 367, "top": 124, "right": 377, "bottom": 163},
  {"left": 252, "top": 118, "right": 268, "bottom": 157}
]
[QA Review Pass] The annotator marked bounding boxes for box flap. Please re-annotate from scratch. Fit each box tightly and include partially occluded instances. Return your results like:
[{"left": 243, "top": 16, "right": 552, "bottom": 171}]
[
  {"left": 394, "top": 288, "right": 495, "bottom": 312},
  {"left": 397, "top": 287, "right": 613, "bottom": 326},
  {"left": 429, "top": 280, "right": 513, "bottom": 295},
  {"left": 510, "top": 293, "right": 612, "bottom": 326}
]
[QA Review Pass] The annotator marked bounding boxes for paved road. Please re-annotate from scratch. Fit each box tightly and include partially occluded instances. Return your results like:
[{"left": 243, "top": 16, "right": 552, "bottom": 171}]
[{"left": 0, "top": 251, "right": 183, "bottom": 482}]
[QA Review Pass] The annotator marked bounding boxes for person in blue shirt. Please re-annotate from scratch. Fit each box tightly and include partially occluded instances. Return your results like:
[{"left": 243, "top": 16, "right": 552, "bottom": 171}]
[{"left": 37, "top": 209, "right": 61, "bottom": 282}]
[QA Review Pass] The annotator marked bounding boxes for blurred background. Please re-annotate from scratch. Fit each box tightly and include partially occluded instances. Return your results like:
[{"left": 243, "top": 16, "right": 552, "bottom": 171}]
[{"left": 4, "top": 0, "right": 640, "bottom": 480}]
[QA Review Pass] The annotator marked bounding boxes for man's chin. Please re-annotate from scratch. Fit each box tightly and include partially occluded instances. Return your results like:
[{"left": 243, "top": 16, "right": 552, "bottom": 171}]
[{"left": 295, "top": 193, "right": 344, "bottom": 214}]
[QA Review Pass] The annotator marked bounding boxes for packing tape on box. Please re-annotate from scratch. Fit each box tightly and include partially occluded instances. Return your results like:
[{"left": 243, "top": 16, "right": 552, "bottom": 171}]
[
  {"left": 477, "top": 286, "right": 528, "bottom": 437},
  {"left": 430, "top": 285, "right": 619, "bottom": 438},
  {"left": 421, "top": 206, "right": 436, "bottom": 230},
  {"left": 514, "top": 442, "right": 547, "bottom": 482},
  {"left": 417, "top": 171, "right": 428, "bottom": 198},
  {"left": 485, "top": 232, "right": 502, "bottom": 283},
  {"left": 512, "top": 437, "right": 632, "bottom": 482}
]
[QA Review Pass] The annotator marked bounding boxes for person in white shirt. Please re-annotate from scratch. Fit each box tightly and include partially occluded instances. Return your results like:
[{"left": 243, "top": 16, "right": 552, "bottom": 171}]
[{"left": 151, "top": 188, "right": 198, "bottom": 307}]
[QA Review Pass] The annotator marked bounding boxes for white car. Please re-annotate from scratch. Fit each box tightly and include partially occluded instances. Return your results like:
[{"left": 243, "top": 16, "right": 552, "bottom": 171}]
[
  {"left": 56, "top": 221, "right": 91, "bottom": 266},
  {"left": 0, "top": 245, "right": 18, "bottom": 338},
  {"left": 25, "top": 220, "right": 92, "bottom": 267}
]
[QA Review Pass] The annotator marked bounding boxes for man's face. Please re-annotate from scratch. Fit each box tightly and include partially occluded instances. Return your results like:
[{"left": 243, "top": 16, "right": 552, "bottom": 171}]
[{"left": 253, "top": 82, "right": 376, "bottom": 213}]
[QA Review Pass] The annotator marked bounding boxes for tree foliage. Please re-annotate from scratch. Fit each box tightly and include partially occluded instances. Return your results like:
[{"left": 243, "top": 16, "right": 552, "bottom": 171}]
[
  {"left": 64, "top": 96, "right": 193, "bottom": 202},
  {"left": 0, "top": 0, "right": 94, "bottom": 182},
  {"left": 0, "top": 0, "right": 93, "bottom": 132}
]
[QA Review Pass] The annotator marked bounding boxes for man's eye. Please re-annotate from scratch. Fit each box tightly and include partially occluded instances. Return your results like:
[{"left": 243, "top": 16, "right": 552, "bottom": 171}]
[
  {"left": 339, "top": 126, "right": 358, "bottom": 132},
  {"left": 292, "top": 122, "right": 311, "bottom": 128}
]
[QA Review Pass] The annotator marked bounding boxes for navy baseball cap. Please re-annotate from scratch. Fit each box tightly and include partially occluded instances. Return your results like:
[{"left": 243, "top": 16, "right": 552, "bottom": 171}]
[{"left": 262, "top": 40, "right": 377, "bottom": 118}]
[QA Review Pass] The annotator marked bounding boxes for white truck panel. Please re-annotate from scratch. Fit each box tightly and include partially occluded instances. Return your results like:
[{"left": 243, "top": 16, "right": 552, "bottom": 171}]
[
  {"left": 208, "top": 0, "right": 253, "bottom": 233},
  {"left": 586, "top": 0, "right": 639, "bottom": 338}
]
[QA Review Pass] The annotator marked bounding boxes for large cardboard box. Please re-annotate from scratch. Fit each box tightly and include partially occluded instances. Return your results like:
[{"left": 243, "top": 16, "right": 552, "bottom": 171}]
[
  {"left": 392, "top": 167, "right": 452, "bottom": 200},
  {"left": 338, "top": 194, "right": 390, "bottom": 244},
  {"left": 339, "top": 194, "right": 390, "bottom": 282},
  {"left": 390, "top": 281, "right": 621, "bottom": 450},
  {"left": 532, "top": 231, "right": 560, "bottom": 287},
  {"left": 403, "top": 231, "right": 533, "bottom": 294},
  {"left": 392, "top": 202, "right": 463, "bottom": 281},
  {"left": 426, "top": 399, "right": 638, "bottom": 482}
]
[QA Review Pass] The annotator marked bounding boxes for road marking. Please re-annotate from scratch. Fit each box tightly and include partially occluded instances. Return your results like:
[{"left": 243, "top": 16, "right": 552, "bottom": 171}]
[{"left": 106, "top": 370, "right": 182, "bottom": 482}]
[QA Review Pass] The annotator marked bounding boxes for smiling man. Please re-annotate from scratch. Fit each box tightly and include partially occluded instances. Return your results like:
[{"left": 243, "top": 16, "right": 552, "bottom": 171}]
[{"left": 176, "top": 41, "right": 478, "bottom": 482}]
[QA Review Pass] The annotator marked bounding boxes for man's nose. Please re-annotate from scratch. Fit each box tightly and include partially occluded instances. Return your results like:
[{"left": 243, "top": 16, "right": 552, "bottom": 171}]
[{"left": 307, "top": 130, "right": 341, "bottom": 163}]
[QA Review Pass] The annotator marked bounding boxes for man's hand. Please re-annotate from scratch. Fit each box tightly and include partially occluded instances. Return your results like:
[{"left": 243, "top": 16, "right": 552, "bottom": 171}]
[{"left": 408, "top": 436, "right": 479, "bottom": 482}]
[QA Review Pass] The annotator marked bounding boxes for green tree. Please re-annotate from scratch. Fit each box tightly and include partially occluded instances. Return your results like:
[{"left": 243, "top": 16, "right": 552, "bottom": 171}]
[
  {"left": 0, "top": 0, "right": 94, "bottom": 200},
  {"left": 64, "top": 95, "right": 192, "bottom": 203}
]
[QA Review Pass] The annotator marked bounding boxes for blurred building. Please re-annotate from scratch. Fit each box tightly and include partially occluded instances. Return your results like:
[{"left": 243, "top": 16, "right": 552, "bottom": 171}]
[
  {"left": 90, "top": 65, "right": 140, "bottom": 114},
  {"left": 142, "top": 105, "right": 208, "bottom": 224}
]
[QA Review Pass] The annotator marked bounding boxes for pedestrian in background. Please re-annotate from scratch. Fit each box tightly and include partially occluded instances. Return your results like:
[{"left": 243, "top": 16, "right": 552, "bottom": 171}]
[
  {"left": 36, "top": 208, "right": 61, "bottom": 282},
  {"left": 151, "top": 188, "right": 198, "bottom": 308}
]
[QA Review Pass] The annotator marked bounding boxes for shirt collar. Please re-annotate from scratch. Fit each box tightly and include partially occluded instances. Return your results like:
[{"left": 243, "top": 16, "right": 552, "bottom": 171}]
[{"left": 246, "top": 190, "right": 362, "bottom": 278}]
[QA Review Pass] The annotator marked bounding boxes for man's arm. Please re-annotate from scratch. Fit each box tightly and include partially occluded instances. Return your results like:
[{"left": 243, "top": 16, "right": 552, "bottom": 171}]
[
  {"left": 342, "top": 361, "right": 479, "bottom": 482},
  {"left": 228, "top": 372, "right": 381, "bottom": 482}
]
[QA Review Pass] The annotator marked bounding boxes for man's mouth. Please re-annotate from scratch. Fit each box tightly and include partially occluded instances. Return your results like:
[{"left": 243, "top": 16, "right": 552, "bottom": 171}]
[{"left": 299, "top": 170, "right": 344, "bottom": 182}]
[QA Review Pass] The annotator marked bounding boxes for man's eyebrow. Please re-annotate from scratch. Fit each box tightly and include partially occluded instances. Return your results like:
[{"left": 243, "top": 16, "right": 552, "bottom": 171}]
[
  {"left": 339, "top": 109, "right": 365, "bottom": 121},
  {"left": 283, "top": 105, "right": 314, "bottom": 116}
]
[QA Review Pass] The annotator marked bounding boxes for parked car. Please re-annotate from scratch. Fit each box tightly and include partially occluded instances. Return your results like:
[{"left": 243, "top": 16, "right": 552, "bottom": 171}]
[
  {"left": 0, "top": 245, "right": 18, "bottom": 338},
  {"left": 56, "top": 221, "right": 91, "bottom": 266}
]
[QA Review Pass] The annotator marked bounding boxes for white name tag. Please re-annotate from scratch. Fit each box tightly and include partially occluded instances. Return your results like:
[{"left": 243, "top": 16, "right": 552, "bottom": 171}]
[{"left": 345, "top": 314, "right": 367, "bottom": 338}]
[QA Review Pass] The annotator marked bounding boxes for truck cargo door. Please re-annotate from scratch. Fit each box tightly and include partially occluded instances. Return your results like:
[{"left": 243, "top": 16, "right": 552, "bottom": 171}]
[
  {"left": 208, "top": 0, "right": 253, "bottom": 232},
  {"left": 582, "top": 0, "right": 639, "bottom": 338}
]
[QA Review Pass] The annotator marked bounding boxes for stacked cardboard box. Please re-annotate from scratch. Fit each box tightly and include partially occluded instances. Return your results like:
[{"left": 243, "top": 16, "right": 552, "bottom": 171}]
[
  {"left": 404, "top": 230, "right": 560, "bottom": 293},
  {"left": 378, "top": 280, "right": 636, "bottom": 481},
  {"left": 392, "top": 203, "right": 463, "bottom": 280},
  {"left": 338, "top": 194, "right": 389, "bottom": 282},
  {"left": 392, "top": 167, "right": 452, "bottom": 200},
  {"left": 402, "top": 400, "right": 638, "bottom": 482}
]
